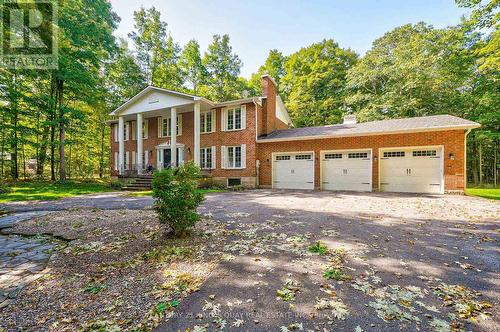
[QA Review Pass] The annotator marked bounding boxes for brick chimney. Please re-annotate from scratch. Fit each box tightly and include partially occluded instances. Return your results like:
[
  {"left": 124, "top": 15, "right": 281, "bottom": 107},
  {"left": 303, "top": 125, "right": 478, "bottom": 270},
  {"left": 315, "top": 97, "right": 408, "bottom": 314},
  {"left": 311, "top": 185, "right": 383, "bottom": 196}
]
[{"left": 261, "top": 75, "right": 278, "bottom": 135}]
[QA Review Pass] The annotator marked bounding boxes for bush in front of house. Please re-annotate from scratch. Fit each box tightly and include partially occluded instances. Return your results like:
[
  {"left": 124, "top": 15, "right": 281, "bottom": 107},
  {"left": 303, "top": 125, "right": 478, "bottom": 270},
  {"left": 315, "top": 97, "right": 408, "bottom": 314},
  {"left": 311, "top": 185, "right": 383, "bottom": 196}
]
[{"left": 152, "top": 162, "right": 204, "bottom": 236}]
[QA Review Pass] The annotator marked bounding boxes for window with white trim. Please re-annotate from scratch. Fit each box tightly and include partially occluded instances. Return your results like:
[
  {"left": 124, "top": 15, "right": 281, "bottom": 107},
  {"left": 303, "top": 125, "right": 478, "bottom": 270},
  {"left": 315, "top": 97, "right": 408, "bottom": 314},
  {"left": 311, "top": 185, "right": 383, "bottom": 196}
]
[
  {"left": 383, "top": 151, "right": 405, "bottom": 158},
  {"left": 223, "top": 145, "right": 246, "bottom": 169},
  {"left": 276, "top": 155, "right": 291, "bottom": 161},
  {"left": 227, "top": 107, "right": 242, "bottom": 130},
  {"left": 142, "top": 120, "right": 149, "bottom": 139},
  {"left": 295, "top": 154, "right": 312, "bottom": 160},
  {"left": 158, "top": 115, "right": 182, "bottom": 137},
  {"left": 200, "top": 147, "right": 213, "bottom": 169},
  {"left": 348, "top": 152, "right": 368, "bottom": 159},
  {"left": 324, "top": 153, "right": 342, "bottom": 159},
  {"left": 412, "top": 150, "right": 437, "bottom": 157},
  {"left": 124, "top": 122, "right": 130, "bottom": 141},
  {"left": 200, "top": 110, "right": 215, "bottom": 133}
]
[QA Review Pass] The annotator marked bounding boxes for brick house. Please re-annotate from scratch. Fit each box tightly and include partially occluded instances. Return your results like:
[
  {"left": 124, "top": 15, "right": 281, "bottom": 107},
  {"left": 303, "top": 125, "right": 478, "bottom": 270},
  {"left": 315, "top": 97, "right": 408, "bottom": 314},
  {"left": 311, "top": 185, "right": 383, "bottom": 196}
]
[{"left": 109, "top": 75, "right": 479, "bottom": 194}]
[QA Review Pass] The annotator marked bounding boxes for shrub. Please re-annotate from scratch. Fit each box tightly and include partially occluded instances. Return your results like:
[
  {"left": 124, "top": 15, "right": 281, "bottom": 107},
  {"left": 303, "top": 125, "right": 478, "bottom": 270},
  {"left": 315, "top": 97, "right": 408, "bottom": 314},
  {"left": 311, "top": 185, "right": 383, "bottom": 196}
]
[
  {"left": 109, "top": 180, "right": 123, "bottom": 190},
  {"left": 152, "top": 163, "right": 204, "bottom": 236},
  {"left": 0, "top": 183, "right": 12, "bottom": 194}
]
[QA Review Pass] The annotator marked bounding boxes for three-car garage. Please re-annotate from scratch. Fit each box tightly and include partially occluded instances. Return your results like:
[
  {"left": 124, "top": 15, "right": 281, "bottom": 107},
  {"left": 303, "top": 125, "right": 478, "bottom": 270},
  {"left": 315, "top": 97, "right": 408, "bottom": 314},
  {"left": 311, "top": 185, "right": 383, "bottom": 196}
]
[{"left": 271, "top": 146, "right": 445, "bottom": 194}]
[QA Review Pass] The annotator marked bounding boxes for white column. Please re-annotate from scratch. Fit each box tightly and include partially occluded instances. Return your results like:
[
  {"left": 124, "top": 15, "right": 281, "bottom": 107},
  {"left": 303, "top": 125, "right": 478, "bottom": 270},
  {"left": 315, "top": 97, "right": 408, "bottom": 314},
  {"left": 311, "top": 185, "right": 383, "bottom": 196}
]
[
  {"left": 194, "top": 102, "right": 200, "bottom": 166},
  {"left": 118, "top": 116, "right": 124, "bottom": 175},
  {"left": 136, "top": 113, "right": 143, "bottom": 174},
  {"left": 170, "top": 108, "right": 177, "bottom": 167}
]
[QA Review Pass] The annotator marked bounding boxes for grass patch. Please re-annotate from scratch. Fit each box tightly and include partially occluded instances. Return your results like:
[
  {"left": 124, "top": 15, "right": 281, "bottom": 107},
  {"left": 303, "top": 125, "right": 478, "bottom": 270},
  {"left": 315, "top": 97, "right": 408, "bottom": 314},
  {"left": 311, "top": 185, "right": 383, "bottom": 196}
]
[
  {"left": 308, "top": 241, "right": 329, "bottom": 255},
  {"left": 126, "top": 188, "right": 226, "bottom": 197},
  {"left": 465, "top": 188, "right": 500, "bottom": 200},
  {"left": 0, "top": 181, "right": 114, "bottom": 203}
]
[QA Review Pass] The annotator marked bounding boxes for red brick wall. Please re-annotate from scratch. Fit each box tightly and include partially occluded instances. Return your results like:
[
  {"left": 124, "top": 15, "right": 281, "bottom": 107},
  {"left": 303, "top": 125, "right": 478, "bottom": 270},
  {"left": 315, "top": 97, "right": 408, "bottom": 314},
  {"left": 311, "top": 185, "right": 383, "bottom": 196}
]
[
  {"left": 256, "top": 129, "right": 466, "bottom": 191},
  {"left": 110, "top": 102, "right": 258, "bottom": 178},
  {"left": 261, "top": 76, "right": 289, "bottom": 135}
]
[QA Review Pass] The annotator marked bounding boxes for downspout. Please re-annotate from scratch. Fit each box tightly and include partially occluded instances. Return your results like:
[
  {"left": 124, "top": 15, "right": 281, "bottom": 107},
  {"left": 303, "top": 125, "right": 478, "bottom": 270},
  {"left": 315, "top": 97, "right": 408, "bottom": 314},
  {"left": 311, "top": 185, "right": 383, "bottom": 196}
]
[
  {"left": 464, "top": 128, "right": 472, "bottom": 192},
  {"left": 253, "top": 99, "right": 260, "bottom": 188}
]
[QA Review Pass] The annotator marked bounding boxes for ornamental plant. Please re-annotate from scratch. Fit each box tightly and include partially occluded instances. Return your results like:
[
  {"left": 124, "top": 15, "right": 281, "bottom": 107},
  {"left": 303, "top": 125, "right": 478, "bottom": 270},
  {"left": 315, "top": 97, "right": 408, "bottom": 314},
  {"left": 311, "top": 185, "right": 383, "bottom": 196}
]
[{"left": 152, "top": 163, "right": 204, "bottom": 236}]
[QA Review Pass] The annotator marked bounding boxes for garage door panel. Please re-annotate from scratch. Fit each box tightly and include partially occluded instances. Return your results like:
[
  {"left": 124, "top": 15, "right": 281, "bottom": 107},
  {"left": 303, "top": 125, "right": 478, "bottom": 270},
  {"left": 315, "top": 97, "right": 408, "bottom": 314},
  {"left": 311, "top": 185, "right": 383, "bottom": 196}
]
[
  {"left": 380, "top": 147, "right": 443, "bottom": 194},
  {"left": 273, "top": 153, "right": 314, "bottom": 190},
  {"left": 321, "top": 150, "right": 372, "bottom": 192}
]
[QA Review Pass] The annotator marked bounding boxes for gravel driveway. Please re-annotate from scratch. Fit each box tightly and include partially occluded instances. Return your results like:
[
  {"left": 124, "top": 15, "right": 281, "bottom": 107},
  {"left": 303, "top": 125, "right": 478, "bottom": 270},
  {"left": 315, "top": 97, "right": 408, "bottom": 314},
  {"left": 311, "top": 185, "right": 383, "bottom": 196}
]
[
  {"left": 157, "top": 190, "right": 499, "bottom": 332},
  {"left": 0, "top": 190, "right": 498, "bottom": 331}
]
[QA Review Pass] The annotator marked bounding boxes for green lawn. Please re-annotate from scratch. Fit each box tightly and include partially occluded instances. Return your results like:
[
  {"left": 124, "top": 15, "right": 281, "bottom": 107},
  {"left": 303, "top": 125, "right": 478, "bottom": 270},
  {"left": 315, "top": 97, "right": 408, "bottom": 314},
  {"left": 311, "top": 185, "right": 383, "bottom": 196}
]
[
  {"left": 0, "top": 181, "right": 114, "bottom": 203},
  {"left": 126, "top": 188, "right": 226, "bottom": 197},
  {"left": 465, "top": 188, "right": 500, "bottom": 200}
]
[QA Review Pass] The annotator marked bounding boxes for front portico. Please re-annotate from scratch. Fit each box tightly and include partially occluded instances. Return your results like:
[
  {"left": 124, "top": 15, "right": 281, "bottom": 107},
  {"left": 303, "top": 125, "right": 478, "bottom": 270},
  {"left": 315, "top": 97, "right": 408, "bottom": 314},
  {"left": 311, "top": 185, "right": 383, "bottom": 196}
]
[
  {"left": 155, "top": 142, "right": 185, "bottom": 170},
  {"left": 109, "top": 86, "right": 213, "bottom": 175}
]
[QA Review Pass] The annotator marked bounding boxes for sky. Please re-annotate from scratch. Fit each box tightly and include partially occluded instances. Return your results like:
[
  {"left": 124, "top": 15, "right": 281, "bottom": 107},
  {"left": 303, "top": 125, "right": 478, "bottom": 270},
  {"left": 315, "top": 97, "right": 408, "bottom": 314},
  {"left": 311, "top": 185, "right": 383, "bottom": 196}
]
[{"left": 108, "top": 0, "right": 470, "bottom": 79}]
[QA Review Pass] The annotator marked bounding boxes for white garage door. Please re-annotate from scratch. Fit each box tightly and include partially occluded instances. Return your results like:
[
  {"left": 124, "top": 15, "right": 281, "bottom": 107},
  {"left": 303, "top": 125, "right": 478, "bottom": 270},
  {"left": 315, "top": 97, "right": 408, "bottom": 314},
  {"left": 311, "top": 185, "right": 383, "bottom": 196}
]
[
  {"left": 273, "top": 153, "right": 314, "bottom": 189},
  {"left": 380, "top": 147, "right": 443, "bottom": 194},
  {"left": 321, "top": 150, "right": 372, "bottom": 192}
]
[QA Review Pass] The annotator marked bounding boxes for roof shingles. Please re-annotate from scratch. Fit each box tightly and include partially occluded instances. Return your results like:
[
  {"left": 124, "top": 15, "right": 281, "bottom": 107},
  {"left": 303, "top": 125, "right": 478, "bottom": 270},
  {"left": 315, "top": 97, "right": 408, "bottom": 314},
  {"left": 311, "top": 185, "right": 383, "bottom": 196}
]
[{"left": 259, "top": 115, "right": 480, "bottom": 141}]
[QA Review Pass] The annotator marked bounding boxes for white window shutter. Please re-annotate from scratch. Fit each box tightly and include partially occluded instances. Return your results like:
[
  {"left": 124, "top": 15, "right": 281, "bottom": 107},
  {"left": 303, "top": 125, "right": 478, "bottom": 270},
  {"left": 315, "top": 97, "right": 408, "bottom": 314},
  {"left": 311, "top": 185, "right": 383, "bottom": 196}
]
[
  {"left": 211, "top": 146, "right": 216, "bottom": 169},
  {"left": 144, "top": 120, "right": 149, "bottom": 139},
  {"left": 241, "top": 144, "right": 246, "bottom": 169},
  {"left": 241, "top": 105, "right": 247, "bottom": 130},
  {"left": 114, "top": 152, "right": 118, "bottom": 170},
  {"left": 177, "top": 115, "right": 182, "bottom": 136},
  {"left": 144, "top": 150, "right": 148, "bottom": 168},
  {"left": 125, "top": 122, "right": 130, "bottom": 141},
  {"left": 211, "top": 110, "right": 216, "bottom": 132},
  {"left": 125, "top": 151, "right": 129, "bottom": 170},
  {"left": 132, "top": 151, "right": 136, "bottom": 169},
  {"left": 157, "top": 117, "right": 162, "bottom": 138},
  {"left": 221, "top": 145, "right": 226, "bottom": 169},
  {"left": 221, "top": 109, "right": 226, "bottom": 131},
  {"left": 113, "top": 124, "right": 118, "bottom": 142}
]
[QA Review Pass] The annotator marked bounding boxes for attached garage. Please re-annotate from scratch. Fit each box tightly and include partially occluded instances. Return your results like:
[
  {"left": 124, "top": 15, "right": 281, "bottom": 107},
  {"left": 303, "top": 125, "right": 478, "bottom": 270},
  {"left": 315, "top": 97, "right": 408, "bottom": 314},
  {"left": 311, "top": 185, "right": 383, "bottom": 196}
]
[
  {"left": 272, "top": 152, "right": 314, "bottom": 189},
  {"left": 379, "top": 146, "right": 444, "bottom": 194},
  {"left": 321, "top": 149, "right": 372, "bottom": 191}
]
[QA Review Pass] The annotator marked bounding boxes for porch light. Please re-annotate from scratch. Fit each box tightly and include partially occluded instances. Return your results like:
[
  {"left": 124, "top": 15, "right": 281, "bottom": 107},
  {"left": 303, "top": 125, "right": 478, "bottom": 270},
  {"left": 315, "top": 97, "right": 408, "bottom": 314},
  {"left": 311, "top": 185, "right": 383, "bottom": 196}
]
[{"left": 449, "top": 153, "right": 455, "bottom": 160}]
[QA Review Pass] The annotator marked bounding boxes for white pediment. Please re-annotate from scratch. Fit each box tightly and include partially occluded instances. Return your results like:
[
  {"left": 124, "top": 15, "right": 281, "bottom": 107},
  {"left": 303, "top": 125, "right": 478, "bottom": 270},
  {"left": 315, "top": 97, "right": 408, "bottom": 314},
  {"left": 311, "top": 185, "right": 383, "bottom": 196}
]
[{"left": 110, "top": 87, "right": 197, "bottom": 116}]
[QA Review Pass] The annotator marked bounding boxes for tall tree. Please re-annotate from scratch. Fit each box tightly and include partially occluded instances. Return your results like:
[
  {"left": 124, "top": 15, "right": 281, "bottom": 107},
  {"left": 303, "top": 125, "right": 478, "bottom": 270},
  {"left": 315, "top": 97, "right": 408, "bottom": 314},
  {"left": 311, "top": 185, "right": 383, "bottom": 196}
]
[
  {"left": 281, "top": 39, "right": 358, "bottom": 127},
  {"left": 129, "top": 6, "right": 166, "bottom": 85},
  {"left": 203, "top": 34, "right": 243, "bottom": 101},
  {"left": 53, "top": 0, "right": 118, "bottom": 180},
  {"left": 179, "top": 40, "right": 206, "bottom": 94},
  {"left": 129, "top": 7, "right": 182, "bottom": 89},
  {"left": 249, "top": 49, "right": 286, "bottom": 94},
  {"left": 456, "top": 0, "right": 499, "bottom": 76},
  {"left": 346, "top": 23, "right": 476, "bottom": 120}
]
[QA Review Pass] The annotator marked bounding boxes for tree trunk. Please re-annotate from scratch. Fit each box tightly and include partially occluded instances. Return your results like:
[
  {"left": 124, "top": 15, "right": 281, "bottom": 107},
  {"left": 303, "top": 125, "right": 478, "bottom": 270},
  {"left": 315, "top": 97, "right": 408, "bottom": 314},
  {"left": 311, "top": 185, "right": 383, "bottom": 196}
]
[
  {"left": 494, "top": 141, "right": 498, "bottom": 188},
  {"left": 37, "top": 121, "right": 50, "bottom": 177},
  {"left": 478, "top": 142, "right": 483, "bottom": 186},
  {"left": 10, "top": 74, "right": 19, "bottom": 180},
  {"left": 471, "top": 139, "right": 479, "bottom": 185},
  {"left": 21, "top": 131, "right": 26, "bottom": 179},
  {"left": 50, "top": 76, "right": 56, "bottom": 181},
  {"left": 58, "top": 79, "right": 66, "bottom": 181},
  {"left": 99, "top": 124, "right": 105, "bottom": 178},
  {"left": 0, "top": 111, "right": 5, "bottom": 179}
]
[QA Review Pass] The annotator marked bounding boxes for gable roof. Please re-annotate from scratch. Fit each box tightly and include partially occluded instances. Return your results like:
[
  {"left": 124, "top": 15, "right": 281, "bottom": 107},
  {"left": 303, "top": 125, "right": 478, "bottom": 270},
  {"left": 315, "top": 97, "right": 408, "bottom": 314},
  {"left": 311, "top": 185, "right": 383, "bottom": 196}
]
[
  {"left": 109, "top": 86, "right": 214, "bottom": 116},
  {"left": 258, "top": 115, "right": 480, "bottom": 142}
]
